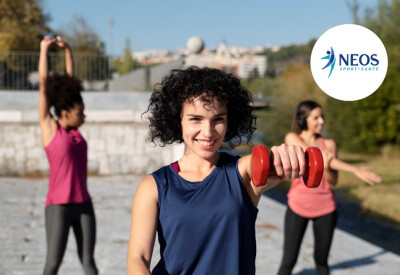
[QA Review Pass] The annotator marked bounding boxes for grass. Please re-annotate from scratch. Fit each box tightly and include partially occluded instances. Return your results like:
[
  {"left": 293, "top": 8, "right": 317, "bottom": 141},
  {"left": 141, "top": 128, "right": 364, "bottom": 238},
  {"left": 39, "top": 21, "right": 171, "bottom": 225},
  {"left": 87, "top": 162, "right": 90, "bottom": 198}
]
[{"left": 334, "top": 151, "right": 400, "bottom": 227}]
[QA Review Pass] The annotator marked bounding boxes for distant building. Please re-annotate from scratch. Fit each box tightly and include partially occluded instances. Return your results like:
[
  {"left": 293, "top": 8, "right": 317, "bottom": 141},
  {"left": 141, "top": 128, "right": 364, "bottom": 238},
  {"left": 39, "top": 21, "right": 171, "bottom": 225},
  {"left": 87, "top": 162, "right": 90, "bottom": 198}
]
[
  {"left": 132, "top": 49, "right": 177, "bottom": 65},
  {"left": 132, "top": 36, "right": 268, "bottom": 79},
  {"left": 183, "top": 37, "right": 268, "bottom": 79},
  {"left": 237, "top": 55, "right": 267, "bottom": 78}
]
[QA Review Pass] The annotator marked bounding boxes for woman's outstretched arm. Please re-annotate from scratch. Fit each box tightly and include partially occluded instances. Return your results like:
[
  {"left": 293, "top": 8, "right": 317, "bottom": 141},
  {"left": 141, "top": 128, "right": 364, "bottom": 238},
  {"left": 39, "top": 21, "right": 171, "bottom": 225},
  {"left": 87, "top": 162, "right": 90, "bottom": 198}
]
[
  {"left": 285, "top": 132, "right": 381, "bottom": 186},
  {"left": 238, "top": 144, "right": 306, "bottom": 207}
]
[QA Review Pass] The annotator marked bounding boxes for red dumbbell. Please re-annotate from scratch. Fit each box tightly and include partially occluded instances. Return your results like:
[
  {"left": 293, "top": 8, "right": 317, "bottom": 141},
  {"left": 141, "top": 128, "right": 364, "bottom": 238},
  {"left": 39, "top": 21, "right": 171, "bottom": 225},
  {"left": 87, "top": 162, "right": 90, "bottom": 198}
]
[{"left": 250, "top": 145, "right": 324, "bottom": 188}]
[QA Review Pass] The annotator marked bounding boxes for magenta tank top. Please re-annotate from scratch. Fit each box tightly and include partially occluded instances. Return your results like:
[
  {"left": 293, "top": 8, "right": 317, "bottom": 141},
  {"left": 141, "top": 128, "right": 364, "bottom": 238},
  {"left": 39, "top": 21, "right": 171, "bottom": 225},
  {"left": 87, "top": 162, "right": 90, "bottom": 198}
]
[
  {"left": 44, "top": 124, "right": 91, "bottom": 206},
  {"left": 287, "top": 137, "right": 336, "bottom": 218}
]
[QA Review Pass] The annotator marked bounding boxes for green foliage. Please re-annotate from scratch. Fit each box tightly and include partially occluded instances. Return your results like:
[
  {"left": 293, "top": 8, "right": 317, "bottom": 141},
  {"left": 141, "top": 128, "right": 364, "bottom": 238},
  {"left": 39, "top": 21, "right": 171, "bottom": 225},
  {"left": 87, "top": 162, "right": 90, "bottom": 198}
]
[
  {"left": 0, "top": 2, "right": 110, "bottom": 84},
  {"left": 245, "top": 1, "right": 400, "bottom": 154},
  {"left": 56, "top": 16, "right": 109, "bottom": 80},
  {"left": 112, "top": 39, "right": 139, "bottom": 76},
  {"left": 57, "top": 16, "right": 105, "bottom": 55},
  {"left": 243, "top": 75, "right": 285, "bottom": 146},
  {"left": 261, "top": 39, "right": 315, "bottom": 76},
  {"left": 325, "top": 0, "right": 400, "bottom": 153},
  {"left": 0, "top": 0, "right": 50, "bottom": 52},
  {"left": 0, "top": 0, "right": 49, "bottom": 88},
  {"left": 243, "top": 74, "right": 282, "bottom": 96},
  {"left": 244, "top": 64, "right": 327, "bottom": 147}
]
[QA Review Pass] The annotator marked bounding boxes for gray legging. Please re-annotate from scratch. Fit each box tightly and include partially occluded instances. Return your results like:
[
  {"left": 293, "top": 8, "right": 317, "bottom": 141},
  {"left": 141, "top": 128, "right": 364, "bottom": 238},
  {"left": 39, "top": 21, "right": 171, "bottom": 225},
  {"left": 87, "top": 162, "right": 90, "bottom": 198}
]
[{"left": 43, "top": 201, "right": 98, "bottom": 275}]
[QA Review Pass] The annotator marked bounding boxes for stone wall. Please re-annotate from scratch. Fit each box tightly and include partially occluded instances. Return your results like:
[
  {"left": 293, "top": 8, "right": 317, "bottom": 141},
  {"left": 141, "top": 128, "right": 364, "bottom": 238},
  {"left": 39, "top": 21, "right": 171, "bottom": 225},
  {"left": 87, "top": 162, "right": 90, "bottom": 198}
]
[{"left": 0, "top": 92, "right": 184, "bottom": 176}]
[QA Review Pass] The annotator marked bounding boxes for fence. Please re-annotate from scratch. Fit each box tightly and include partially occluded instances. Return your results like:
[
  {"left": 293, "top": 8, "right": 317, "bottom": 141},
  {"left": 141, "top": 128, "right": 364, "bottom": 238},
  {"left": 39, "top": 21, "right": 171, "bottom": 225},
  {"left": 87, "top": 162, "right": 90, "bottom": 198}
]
[{"left": 0, "top": 51, "right": 112, "bottom": 91}]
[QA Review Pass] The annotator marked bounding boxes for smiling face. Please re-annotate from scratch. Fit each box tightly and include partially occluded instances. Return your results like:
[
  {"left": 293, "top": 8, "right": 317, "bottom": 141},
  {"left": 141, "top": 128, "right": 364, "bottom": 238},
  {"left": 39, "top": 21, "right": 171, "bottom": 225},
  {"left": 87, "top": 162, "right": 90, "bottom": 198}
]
[
  {"left": 180, "top": 96, "right": 228, "bottom": 162},
  {"left": 305, "top": 107, "right": 325, "bottom": 134}
]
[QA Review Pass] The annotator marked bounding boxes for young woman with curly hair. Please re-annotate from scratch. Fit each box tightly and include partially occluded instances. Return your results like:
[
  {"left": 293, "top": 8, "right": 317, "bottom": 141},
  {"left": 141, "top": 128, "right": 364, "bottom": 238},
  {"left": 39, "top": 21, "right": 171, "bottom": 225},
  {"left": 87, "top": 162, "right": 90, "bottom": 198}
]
[
  {"left": 278, "top": 100, "right": 381, "bottom": 275},
  {"left": 127, "top": 66, "right": 307, "bottom": 274},
  {"left": 39, "top": 36, "right": 98, "bottom": 275}
]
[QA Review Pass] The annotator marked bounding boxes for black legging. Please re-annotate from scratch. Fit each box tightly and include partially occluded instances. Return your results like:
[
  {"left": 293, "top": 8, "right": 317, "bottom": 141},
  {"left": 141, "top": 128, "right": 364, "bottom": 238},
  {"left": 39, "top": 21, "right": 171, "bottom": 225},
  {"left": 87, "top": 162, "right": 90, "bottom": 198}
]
[
  {"left": 43, "top": 201, "right": 98, "bottom": 275},
  {"left": 278, "top": 207, "right": 337, "bottom": 275}
]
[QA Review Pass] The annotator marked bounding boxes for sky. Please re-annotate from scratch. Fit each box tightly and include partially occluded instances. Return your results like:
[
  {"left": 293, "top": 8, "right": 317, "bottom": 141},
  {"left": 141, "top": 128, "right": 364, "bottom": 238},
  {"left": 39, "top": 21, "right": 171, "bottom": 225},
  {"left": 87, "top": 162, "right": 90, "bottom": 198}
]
[{"left": 42, "top": 0, "right": 379, "bottom": 56}]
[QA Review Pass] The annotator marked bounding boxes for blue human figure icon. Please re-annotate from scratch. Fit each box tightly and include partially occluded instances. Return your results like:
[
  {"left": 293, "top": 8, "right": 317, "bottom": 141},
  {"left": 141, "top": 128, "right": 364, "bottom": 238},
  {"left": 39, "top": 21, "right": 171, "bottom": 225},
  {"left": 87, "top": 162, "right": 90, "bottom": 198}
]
[{"left": 321, "top": 47, "right": 336, "bottom": 78}]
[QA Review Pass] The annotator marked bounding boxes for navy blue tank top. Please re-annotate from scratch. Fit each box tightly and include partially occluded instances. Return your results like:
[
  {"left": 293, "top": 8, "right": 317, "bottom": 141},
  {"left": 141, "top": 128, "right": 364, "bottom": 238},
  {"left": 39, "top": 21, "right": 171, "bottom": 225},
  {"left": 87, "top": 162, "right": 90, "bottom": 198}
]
[{"left": 151, "top": 152, "right": 258, "bottom": 275}]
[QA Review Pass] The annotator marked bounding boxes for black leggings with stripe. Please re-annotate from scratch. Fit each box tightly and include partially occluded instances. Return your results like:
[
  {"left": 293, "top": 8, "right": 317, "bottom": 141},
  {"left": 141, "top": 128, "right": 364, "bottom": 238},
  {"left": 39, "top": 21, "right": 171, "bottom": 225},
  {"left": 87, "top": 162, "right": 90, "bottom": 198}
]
[
  {"left": 278, "top": 207, "right": 337, "bottom": 275},
  {"left": 43, "top": 201, "right": 98, "bottom": 275}
]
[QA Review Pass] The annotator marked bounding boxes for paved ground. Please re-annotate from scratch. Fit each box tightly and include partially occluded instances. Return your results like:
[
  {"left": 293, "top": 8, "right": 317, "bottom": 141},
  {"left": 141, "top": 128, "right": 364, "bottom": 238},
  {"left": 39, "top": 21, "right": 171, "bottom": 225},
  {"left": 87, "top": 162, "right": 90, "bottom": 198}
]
[{"left": 1, "top": 175, "right": 399, "bottom": 274}]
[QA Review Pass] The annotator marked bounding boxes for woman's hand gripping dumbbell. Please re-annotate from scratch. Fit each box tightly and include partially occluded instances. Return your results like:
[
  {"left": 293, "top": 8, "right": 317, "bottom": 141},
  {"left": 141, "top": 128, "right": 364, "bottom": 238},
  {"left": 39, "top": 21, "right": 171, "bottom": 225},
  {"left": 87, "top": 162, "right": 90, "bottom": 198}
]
[{"left": 250, "top": 145, "right": 324, "bottom": 188}]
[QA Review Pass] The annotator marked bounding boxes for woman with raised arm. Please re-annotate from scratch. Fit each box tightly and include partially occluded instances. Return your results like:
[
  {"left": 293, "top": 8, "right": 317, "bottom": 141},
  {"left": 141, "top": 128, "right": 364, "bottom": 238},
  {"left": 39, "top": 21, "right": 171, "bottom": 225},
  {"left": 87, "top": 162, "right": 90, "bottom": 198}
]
[
  {"left": 39, "top": 36, "right": 98, "bottom": 275},
  {"left": 127, "top": 67, "right": 308, "bottom": 274},
  {"left": 277, "top": 100, "right": 381, "bottom": 275}
]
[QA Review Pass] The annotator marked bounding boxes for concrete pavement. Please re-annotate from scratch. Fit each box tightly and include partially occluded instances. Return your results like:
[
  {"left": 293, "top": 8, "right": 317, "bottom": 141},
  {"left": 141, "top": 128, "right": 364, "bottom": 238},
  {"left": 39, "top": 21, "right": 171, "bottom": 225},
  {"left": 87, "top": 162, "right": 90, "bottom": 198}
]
[{"left": 1, "top": 175, "right": 399, "bottom": 274}]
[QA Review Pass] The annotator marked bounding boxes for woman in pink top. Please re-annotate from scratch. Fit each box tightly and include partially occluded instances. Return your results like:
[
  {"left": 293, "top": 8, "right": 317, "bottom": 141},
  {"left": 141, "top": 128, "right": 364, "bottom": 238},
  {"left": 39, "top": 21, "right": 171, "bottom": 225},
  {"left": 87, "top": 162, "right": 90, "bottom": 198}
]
[
  {"left": 39, "top": 36, "right": 97, "bottom": 275},
  {"left": 277, "top": 100, "right": 381, "bottom": 275}
]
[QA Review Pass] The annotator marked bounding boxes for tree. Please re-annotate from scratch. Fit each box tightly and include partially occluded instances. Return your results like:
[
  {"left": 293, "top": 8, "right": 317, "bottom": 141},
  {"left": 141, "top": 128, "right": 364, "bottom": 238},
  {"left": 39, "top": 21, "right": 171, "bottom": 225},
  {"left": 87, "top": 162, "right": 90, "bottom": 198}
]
[
  {"left": 265, "top": 64, "right": 327, "bottom": 146},
  {"left": 261, "top": 39, "right": 315, "bottom": 76},
  {"left": 120, "top": 39, "right": 136, "bottom": 75},
  {"left": 112, "top": 38, "right": 139, "bottom": 76},
  {"left": 326, "top": 0, "right": 400, "bottom": 153},
  {"left": 55, "top": 16, "right": 105, "bottom": 55},
  {"left": 55, "top": 16, "right": 109, "bottom": 80},
  {"left": 0, "top": 0, "right": 50, "bottom": 52},
  {"left": 243, "top": 63, "right": 328, "bottom": 147},
  {"left": 0, "top": 0, "right": 50, "bottom": 88}
]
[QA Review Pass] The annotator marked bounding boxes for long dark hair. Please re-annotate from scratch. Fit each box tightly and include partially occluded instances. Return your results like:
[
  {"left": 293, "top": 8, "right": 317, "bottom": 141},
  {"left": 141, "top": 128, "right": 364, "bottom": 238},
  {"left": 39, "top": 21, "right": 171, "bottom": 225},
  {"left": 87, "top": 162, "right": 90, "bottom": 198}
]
[{"left": 291, "top": 100, "right": 321, "bottom": 134}]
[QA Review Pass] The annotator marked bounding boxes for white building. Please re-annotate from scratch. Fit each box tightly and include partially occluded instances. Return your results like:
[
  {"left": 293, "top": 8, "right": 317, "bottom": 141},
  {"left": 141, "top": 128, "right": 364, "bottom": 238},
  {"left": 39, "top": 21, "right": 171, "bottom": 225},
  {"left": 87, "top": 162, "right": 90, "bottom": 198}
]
[
  {"left": 134, "top": 37, "right": 269, "bottom": 79},
  {"left": 184, "top": 37, "right": 267, "bottom": 79},
  {"left": 237, "top": 55, "right": 267, "bottom": 78}
]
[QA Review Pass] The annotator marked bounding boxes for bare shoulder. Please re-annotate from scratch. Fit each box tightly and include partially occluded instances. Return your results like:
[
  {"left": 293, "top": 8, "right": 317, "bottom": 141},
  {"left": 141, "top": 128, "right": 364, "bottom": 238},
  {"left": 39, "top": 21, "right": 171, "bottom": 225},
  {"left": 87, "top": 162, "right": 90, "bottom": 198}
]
[
  {"left": 134, "top": 175, "right": 158, "bottom": 203},
  {"left": 323, "top": 138, "right": 337, "bottom": 151},
  {"left": 285, "top": 132, "right": 300, "bottom": 145}
]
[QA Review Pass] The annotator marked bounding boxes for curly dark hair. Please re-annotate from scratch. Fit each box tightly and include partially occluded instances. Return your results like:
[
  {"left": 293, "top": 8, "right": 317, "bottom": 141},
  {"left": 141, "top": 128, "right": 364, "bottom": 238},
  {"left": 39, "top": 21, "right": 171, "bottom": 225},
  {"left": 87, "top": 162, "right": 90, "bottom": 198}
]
[
  {"left": 46, "top": 73, "right": 84, "bottom": 117},
  {"left": 145, "top": 66, "right": 256, "bottom": 148}
]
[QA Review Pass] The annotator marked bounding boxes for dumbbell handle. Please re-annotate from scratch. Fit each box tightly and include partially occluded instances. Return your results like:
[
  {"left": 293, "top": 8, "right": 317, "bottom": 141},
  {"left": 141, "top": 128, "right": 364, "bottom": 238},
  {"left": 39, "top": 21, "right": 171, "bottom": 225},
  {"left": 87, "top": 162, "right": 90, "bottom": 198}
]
[{"left": 250, "top": 145, "right": 324, "bottom": 188}]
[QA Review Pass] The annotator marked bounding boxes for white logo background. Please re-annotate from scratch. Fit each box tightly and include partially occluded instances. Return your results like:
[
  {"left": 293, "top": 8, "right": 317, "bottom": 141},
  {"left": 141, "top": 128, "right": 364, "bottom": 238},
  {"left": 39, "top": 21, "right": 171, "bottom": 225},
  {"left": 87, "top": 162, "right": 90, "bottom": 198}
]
[{"left": 310, "top": 24, "right": 388, "bottom": 101}]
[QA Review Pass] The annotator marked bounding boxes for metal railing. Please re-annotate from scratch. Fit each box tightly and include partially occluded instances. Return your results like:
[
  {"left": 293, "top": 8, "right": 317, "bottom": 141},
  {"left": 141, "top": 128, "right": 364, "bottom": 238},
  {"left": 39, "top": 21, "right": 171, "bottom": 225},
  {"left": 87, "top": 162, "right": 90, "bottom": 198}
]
[{"left": 0, "top": 51, "right": 112, "bottom": 91}]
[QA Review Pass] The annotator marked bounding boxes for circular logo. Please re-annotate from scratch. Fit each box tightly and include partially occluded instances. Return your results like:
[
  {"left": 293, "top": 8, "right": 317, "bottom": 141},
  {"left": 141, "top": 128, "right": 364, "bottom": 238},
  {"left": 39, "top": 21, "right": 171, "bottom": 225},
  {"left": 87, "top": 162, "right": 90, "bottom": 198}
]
[{"left": 310, "top": 24, "right": 388, "bottom": 101}]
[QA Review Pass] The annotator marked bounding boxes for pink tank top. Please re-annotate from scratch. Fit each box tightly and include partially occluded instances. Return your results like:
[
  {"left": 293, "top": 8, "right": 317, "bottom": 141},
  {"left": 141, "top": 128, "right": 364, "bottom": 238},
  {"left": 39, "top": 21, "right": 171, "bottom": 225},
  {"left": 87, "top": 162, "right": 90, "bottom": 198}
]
[
  {"left": 44, "top": 124, "right": 91, "bottom": 206},
  {"left": 287, "top": 137, "right": 336, "bottom": 218}
]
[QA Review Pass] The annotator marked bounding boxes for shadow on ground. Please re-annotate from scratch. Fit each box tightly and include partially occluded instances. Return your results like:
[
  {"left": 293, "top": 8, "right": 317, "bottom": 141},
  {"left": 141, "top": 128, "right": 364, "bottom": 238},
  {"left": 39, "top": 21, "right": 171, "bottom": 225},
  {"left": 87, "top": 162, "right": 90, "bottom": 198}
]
[
  {"left": 264, "top": 188, "right": 400, "bottom": 255},
  {"left": 293, "top": 250, "right": 387, "bottom": 275}
]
